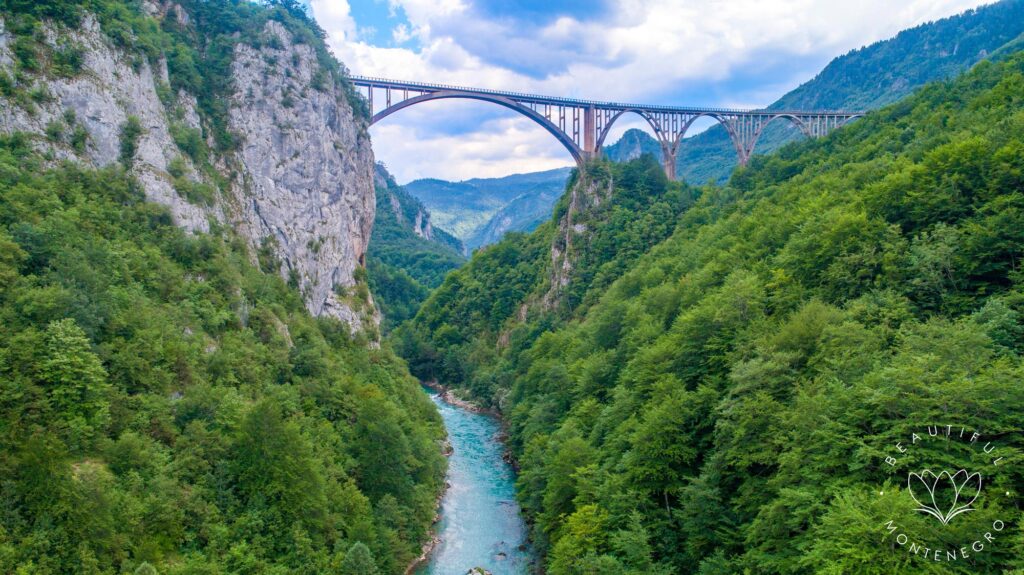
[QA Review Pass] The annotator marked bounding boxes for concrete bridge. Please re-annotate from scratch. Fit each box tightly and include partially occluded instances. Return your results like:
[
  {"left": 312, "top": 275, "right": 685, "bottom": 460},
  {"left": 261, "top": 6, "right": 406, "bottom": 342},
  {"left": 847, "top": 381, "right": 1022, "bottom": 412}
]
[{"left": 351, "top": 76, "right": 864, "bottom": 180}]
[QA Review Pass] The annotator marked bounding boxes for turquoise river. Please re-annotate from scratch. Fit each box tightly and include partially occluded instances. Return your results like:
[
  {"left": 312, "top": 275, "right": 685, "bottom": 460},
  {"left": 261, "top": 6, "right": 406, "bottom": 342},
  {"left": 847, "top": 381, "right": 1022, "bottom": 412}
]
[{"left": 415, "top": 386, "right": 534, "bottom": 575}]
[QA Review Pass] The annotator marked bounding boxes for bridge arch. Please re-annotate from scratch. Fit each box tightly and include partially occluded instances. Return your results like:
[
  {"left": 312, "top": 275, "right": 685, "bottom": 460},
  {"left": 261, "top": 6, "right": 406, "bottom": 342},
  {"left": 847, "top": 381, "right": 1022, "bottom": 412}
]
[
  {"left": 734, "top": 113, "right": 812, "bottom": 164},
  {"left": 759, "top": 113, "right": 812, "bottom": 139},
  {"left": 839, "top": 114, "right": 864, "bottom": 127},
  {"left": 595, "top": 108, "right": 663, "bottom": 150},
  {"left": 353, "top": 76, "right": 866, "bottom": 179},
  {"left": 368, "top": 90, "right": 585, "bottom": 164},
  {"left": 595, "top": 110, "right": 739, "bottom": 179}
]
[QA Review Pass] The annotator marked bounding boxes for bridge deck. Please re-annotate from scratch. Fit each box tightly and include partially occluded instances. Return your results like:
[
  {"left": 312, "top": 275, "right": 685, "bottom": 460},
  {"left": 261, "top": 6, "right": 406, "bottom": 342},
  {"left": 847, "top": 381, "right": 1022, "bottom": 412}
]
[{"left": 349, "top": 75, "right": 863, "bottom": 116}]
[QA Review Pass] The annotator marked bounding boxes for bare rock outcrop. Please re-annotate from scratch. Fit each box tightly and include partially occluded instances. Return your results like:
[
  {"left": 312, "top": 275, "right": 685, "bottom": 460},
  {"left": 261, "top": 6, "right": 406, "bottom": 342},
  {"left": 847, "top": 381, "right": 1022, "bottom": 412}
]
[
  {"left": 542, "top": 169, "right": 613, "bottom": 310},
  {"left": 0, "top": 14, "right": 216, "bottom": 233},
  {"left": 228, "top": 21, "right": 377, "bottom": 330},
  {"left": 0, "top": 10, "right": 379, "bottom": 332}
]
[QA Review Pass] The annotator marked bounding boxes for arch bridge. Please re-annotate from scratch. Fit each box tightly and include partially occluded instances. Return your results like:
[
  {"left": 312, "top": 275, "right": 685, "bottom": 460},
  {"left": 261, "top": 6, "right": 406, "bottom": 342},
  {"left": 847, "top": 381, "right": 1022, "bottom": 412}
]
[{"left": 351, "top": 76, "right": 864, "bottom": 180}]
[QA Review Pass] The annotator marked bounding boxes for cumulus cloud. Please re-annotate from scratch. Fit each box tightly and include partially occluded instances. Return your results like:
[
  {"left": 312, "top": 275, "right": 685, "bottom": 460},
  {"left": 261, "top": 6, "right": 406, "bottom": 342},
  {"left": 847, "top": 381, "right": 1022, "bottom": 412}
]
[{"left": 310, "top": 0, "right": 993, "bottom": 182}]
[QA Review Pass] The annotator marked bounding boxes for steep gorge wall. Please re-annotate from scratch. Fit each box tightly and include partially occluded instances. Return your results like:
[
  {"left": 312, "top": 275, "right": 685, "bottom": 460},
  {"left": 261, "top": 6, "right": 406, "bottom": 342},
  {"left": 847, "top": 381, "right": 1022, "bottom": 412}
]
[
  {"left": 0, "top": 5, "right": 378, "bottom": 331},
  {"left": 542, "top": 168, "right": 613, "bottom": 311},
  {"left": 228, "top": 20, "right": 376, "bottom": 328},
  {"left": 0, "top": 13, "right": 217, "bottom": 232}
]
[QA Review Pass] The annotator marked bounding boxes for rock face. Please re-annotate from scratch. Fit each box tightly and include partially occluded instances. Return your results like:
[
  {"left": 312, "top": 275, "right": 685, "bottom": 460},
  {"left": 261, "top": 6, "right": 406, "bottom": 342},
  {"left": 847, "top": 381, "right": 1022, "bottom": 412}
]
[
  {"left": 374, "top": 164, "right": 435, "bottom": 241},
  {"left": 228, "top": 21, "right": 376, "bottom": 329},
  {"left": 543, "top": 169, "right": 612, "bottom": 310},
  {"left": 0, "top": 10, "right": 378, "bottom": 331},
  {"left": 0, "top": 14, "right": 217, "bottom": 233},
  {"left": 603, "top": 127, "right": 663, "bottom": 164}
]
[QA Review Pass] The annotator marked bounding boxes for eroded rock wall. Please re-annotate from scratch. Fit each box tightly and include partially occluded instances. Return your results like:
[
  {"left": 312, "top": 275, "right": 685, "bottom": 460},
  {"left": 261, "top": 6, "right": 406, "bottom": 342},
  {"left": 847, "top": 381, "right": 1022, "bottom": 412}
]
[
  {"left": 228, "top": 21, "right": 376, "bottom": 329},
  {"left": 0, "top": 10, "right": 378, "bottom": 332}
]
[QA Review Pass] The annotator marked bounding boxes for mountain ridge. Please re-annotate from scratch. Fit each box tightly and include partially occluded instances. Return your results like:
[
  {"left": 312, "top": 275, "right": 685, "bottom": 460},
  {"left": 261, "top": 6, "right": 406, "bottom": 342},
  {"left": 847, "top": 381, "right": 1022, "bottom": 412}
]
[
  {"left": 406, "top": 0, "right": 1024, "bottom": 248},
  {"left": 404, "top": 167, "right": 573, "bottom": 250}
]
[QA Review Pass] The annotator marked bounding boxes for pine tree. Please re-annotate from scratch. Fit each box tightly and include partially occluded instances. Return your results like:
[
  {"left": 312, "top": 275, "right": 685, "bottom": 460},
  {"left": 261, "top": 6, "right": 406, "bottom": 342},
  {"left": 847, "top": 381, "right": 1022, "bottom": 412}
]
[{"left": 339, "top": 542, "right": 379, "bottom": 575}]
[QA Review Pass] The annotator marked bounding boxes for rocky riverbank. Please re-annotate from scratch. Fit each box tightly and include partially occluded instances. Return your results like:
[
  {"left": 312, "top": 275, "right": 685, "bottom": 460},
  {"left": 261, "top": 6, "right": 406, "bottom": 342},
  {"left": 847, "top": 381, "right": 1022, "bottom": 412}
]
[{"left": 422, "top": 380, "right": 500, "bottom": 415}]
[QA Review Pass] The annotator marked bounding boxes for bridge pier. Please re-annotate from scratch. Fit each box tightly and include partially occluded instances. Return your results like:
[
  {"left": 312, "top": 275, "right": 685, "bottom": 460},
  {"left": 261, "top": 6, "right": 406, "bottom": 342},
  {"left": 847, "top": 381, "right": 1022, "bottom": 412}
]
[
  {"left": 656, "top": 139, "right": 679, "bottom": 181},
  {"left": 583, "top": 106, "right": 596, "bottom": 154},
  {"left": 662, "top": 150, "right": 677, "bottom": 180}
]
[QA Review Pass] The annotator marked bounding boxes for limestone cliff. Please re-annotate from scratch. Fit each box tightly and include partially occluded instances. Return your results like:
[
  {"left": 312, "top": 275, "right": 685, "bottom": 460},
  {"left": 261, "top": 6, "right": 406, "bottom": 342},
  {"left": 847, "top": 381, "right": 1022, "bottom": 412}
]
[
  {"left": 0, "top": 4, "right": 378, "bottom": 331},
  {"left": 373, "top": 165, "right": 431, "bottom": 241},
  {"left": 228, "top": 20, "right": 376, "bottom": 329},
  {"left": 542, "top": 167, "right": 613, "bottom": 310},
  {"left": 372, "top": 163, "right": 463, "bottom": 255},
  {"left": 0, "top": 13, "right": 216, "bottom": 232}
]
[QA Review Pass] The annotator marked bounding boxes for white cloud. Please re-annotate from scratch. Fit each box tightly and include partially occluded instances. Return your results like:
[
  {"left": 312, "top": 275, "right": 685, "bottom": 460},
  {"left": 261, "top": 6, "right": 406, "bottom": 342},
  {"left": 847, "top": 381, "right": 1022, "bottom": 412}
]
[
  {"left": 372, "top": 109, "right": 571, "bottom": 181},
  {"left": 392, "top": 23, "right": 412, "bottom": 44},
  {"left": 311, "top": 0, "right": 995, "bottom": 182}
]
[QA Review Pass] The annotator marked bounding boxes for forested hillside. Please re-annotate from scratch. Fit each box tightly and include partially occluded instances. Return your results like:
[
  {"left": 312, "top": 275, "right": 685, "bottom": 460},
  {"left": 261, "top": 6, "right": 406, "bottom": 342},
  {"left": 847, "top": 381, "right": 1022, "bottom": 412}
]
[
  {"left": 0, "top": 1, "right": 446, "bottom": 573},
  {"left": 566, "top": 0, "right": 1024, "bottom": 185},
  {"left": 368, "top": 164, "right": 464, "bottom": 331},
  {"left": 405, "top": 168, "right": 573, "bottom": 250},
  {"left": 397, "top": 51, "right": 1024, "bottom": 573},
  {"left": 0, "top": 135, "right": 445, "bottom": 574}
]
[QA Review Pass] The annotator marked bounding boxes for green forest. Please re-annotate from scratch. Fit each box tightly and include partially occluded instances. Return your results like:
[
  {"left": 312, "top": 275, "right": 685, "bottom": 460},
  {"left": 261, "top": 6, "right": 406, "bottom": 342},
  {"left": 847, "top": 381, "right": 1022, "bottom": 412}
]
[
  {"left": 397, "top": 53, "right": 1024, "bottom": 573},
  {"left": 367, "top": 165, "right": 465, "bottom": 333},
  {"left": 0, "top": 132, "right": 445, "bottom": 573},
  {"left": 5, "top": 0, "right": 1024, "bottom": 573},
  {"left": 0, "top": 1, "right": 446, "bottom": 573}
]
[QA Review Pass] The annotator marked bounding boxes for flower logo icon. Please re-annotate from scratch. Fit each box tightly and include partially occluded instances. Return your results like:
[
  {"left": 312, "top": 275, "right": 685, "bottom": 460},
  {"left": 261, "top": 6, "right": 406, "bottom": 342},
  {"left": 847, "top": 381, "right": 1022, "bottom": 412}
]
[{"left": 907, "top": 469, "right": 982, "bottom": 525}]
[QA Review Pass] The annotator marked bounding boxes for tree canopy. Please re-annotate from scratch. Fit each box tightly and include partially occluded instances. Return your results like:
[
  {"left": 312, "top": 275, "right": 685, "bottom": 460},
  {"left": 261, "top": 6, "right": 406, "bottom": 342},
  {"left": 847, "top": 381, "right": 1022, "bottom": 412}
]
[{"left": 397, "top": 52, "right": 1024, "bottom": 573}]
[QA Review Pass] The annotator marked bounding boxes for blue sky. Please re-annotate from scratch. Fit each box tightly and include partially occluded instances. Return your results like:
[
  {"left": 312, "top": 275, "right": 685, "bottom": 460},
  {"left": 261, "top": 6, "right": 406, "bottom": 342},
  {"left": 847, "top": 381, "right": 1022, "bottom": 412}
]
[{"left": 310, "top": 0, "right": 993, "bottom": 183}]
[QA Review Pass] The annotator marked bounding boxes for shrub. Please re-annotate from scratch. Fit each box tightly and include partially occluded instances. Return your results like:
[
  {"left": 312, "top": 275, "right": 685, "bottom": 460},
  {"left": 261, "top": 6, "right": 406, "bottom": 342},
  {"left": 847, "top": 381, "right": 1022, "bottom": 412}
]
[
  {"left": 52, "top": 43, "right": 84, "bottom": 77},
  {"left": 44, "top": 120, "right": 63, "bottom": 142},
  {"left": 119, "top": 115, "right": 143, "bottom": 165}
]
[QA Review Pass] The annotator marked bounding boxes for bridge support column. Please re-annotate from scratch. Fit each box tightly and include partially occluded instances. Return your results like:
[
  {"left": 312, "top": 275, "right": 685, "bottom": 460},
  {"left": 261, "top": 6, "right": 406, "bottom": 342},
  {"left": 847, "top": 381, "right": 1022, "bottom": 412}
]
[
  {"left": 662, "top": 147, "right": 677, "bottom": 180},
  {"left": 657, "top": 137, "right": 680, "bottom": 181},
  {"left": 583, "top": 106, "right": 596, "bottom": 156},
  {"left": 736, "top": 149, "right": 751, "bottom": 167}
]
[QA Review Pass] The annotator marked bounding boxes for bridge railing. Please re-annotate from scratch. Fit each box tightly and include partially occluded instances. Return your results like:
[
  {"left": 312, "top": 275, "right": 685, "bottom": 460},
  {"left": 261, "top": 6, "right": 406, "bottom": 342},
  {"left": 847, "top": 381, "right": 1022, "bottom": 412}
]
[{"left": 348, "top": 75, "right": 865, "bottom": 117}]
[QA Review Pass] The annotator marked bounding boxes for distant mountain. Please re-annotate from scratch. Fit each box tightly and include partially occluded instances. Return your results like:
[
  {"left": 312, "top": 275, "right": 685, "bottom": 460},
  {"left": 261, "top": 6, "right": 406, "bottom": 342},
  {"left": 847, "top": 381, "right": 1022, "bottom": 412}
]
[
  {"left": 400, "top": 179, "right": 506, "bottom": 240},
  {"left": 404, "top": 167, "right": 573, "bottom": 250},
  {"left": 668, "top": 0, "right": 1024, "bottom": 183},
  {"left": 471, "top": 183, "right": 563, "bottom": 248},
  {"left": 367, "top": 164, "right": 465, "bottom": 330},
  {"left": 603, "top": 128, "right": 663, "bottom": 163}
]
